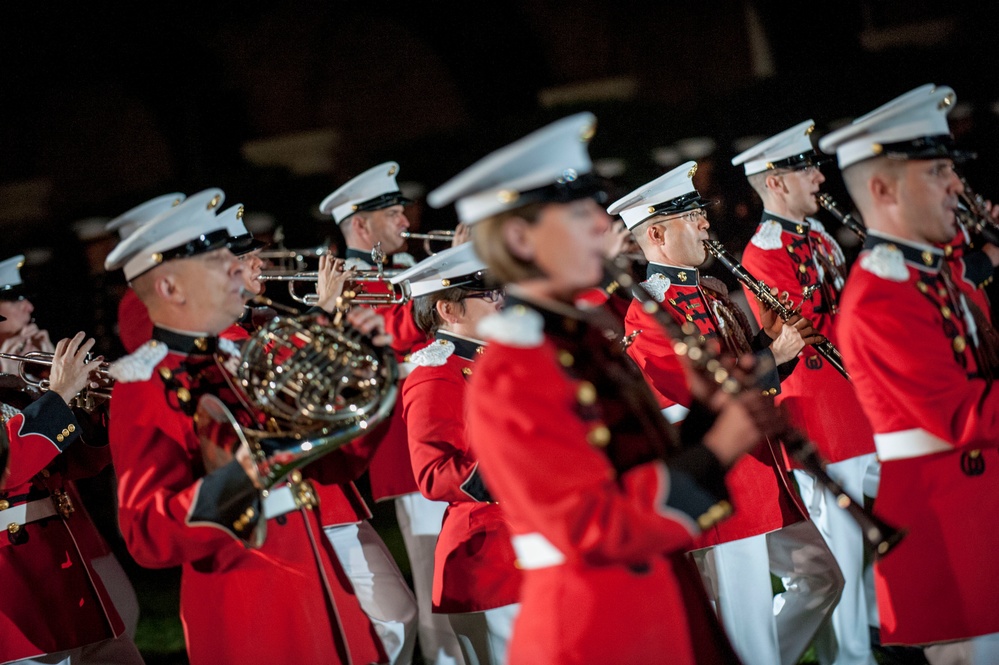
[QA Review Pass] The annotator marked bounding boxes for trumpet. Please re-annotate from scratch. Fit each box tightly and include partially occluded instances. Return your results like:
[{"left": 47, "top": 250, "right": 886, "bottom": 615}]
[
  {"left": 607, "top": 255, "right": 906, "bottom": 558},
  {"left": 955, "top": 175, "right": 999, "bottom": 247},
  {"left": 257, "top": 246, "right": 332, "bottom": 277},
  {"left": 702, "top": 240, "right": 851, "bottom": 381},
  {"left": 0, "top": 350, "right": 114, "bottom": 410},
  {"left": 258, "top": 269, "right": 409, "bottom": 306},
  {"left": 401, "top": 230, "right": 454, "bottom": 255},
  {"left": 817, "top": 193, "right": 867, "bottom": 241}
]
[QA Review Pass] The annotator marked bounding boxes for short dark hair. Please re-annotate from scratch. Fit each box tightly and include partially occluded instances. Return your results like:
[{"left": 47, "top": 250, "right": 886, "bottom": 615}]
[{"left": 412, "top": 286, "right": 474, "bottom": 337}]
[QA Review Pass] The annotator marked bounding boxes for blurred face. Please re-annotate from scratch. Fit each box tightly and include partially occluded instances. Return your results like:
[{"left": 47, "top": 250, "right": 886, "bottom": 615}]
[
  {"left": 239, "top": 250, "right": 265, "bottom": 298},
  {"left": 778, "top": 165, "right": 826, "bottom": 218},
  {"left": 0, "top": 298, "right": 34, "bottom": 338},
  {"left": 363, "top": 205, "right": 410, "bottom": 254},
  {"left": 173, "top": 248, "right": 246, "bottom": 334},
  {"left": 514, "top": 198, "right": 612, "bottom": 299},
  {"left": 445, "top": 289, "right": 505, "bottom": 338},
  {"left": 658, "top": 208, "right": 711, "bottom": 267},
  {"left": 897, "top": 159, "right": 963, "bottom": 244}
]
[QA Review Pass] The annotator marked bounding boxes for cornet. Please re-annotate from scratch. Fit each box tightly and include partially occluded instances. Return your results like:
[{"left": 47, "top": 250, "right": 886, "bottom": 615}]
[
  {"left": 955, "top": 175, "right": 999, "bottom": 247},
  {"left": 0, "top": 350, "right": 114, "bottom": 410},
  {"left": 401, "top": 230, "right": 454, "bottom": 255}
]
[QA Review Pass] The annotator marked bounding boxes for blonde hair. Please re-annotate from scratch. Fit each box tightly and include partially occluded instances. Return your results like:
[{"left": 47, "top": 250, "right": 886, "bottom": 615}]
[{"left": 470, "top": 202, "right": 547, "bottom": 285}]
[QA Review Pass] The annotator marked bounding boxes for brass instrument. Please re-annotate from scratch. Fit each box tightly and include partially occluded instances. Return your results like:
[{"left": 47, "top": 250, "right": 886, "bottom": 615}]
[
  {"left": 401, "top": 230, "right": 455, "bottom": 255},
  {"left": 257, "top": 226, "right": 333, "bottom": 277},
  {"left": 817, "top": 193, "right": 867, "bottom": 241},
  {"left": 195, "top": 311, "right": 399, "bottom": 546},
  {"left": 258, "top": 269, "right": 409, "bottom": 306},
  {"left": 0, "top": 351, "right": 114, "bottom": 411},
  {"left": 703, "top": 240, "right": 851, "bottom": 380},
  {"left": 955, "top": 175, "right": 999, "bottom": 246},
  {"left": 607, "top": 256, "right": 906, "bottom": 557}
]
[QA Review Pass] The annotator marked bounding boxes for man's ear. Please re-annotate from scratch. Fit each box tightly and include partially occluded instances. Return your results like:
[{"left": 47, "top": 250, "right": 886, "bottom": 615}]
[
  {"left": 349, "top": 214, "right": 371, "bottom": 245},
  {"left": 501, "top": 217, "right": 534, "bottom": 262},
  {"left": 869, "top": 171, "right": 897, "bottom": 206},
  {"left": 764, "top": 172, "right": 787, "bottom": 195},
  {"left": 153, "top": 270, "right": 184, "bottom": 305}
]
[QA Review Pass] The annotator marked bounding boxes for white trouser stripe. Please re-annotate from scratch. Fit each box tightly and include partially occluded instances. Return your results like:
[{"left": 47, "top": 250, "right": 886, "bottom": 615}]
[
  {"left": 874, "top": 428, "right": 952, "bottom": 461},
  {"left": 511, "top": 532, "right": 566, "bottom": 569}
]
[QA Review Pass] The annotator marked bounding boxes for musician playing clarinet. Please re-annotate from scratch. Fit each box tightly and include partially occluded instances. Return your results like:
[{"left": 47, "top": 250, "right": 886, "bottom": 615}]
[
  {"left": 821, "top": 83, "right": 999, "bottom": 664},
  {"left": 428, "top": 112, "right": 785, "bottom": 664},
  {"left": 609, "top": 160, "right": 843, "bottom": 665},
  {"left": 732, "top": 120, "right": 882, "bottom": 665}
]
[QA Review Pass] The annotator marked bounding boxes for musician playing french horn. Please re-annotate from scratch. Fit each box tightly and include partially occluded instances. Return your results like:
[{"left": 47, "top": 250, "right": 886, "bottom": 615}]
[
  {"left": 610, "top": 159, "right": 843, "bottom": 665},
  {"left": 732, "top": 120, "right": 883, "bottom": 665},
  {"left": 102, "top": 188, "right": 392, "bottom": 665}
]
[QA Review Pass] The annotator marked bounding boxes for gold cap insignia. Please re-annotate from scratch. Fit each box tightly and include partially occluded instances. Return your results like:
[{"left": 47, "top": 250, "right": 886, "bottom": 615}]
[
  {"left": 687, "top": 164, "right": 698, "bottom": 179},
  {"left": 207, "top": 194, "right": 221, "bottom": 210},
  {"left": 236, "top": 205, "right": 244, "bottom": 220},
  {"left": 939, "top": 93, "right": 954, "bottom": 110},
  {"left": 805, "top": 124, "right": 815, "bottom": 135},
  {"left": 497, "top": 189, "right": 519, "bottom": 204},
  {"left": 388, "top": 165, "right": 397, "bottom": 175},
  {"left": 580, "top": 121, "right": 597, "bottom": 142}
]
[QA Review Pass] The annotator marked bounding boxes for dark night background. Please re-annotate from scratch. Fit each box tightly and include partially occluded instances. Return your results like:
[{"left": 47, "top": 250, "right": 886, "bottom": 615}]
[{"left": 2, "top": 2, "right": 998, "bottom": 661}]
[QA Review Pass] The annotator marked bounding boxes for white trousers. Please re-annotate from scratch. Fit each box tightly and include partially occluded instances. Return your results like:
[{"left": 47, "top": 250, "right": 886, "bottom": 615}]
[
  {"left": 692, "top": 519, "right": 845, "bottom": 665},
  {"left": 324, "top": 520, "right": 419, "bottom": 665},
  {"left": 446, "top": 603, "right": 520, "bottom": 665},
  {"left": 795, "top": 454, "right": 881, "bottom": 665},
  {"left": 13, "top": 553, "right": 144, "bottom": 665},
  {"left": 395, "top": 491, "right": 466, "bottom": 665}
]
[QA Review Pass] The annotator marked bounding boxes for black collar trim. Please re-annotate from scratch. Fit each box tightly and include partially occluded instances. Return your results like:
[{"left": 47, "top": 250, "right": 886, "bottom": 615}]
[
  {"left": 761, "top": 211, "right": 810, "bottom": 236},
  {"left": 152, "top": 327, "right": 219, "bottom": 355},
  {"left": 647, "top": 262, "right": 700, "bottom": 286},
  {"left": 864, "top": 232, "right": 944, "bottom": 272},
  {"left": 436, "top": 331, "right": 485, "bottom": 361}
]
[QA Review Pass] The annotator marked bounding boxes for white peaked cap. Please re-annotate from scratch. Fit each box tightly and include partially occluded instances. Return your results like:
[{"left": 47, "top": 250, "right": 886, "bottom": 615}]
[
  {"left": 106, "top": 192, "right": 186, "bottom": 240},
  {"left": 818, "top": 84, "right": 970, "bottom": 169},
  {"left": 319, "top": 162, "right": 411, "bottom": 224},
  {"left": 607, "top": 161, "right": 708, "bottom": 230},
  {"left": 0, "top": 255, "right": 26, "bottom": 292},
  {"left": 731, "top": 120, "right": 823, "bottom": 175},
  {"left": 427, "top": 113, "right": 598, "bottom": 225},
  {"left": 105, "top": 188, "right": 229, "bottom": 281},
  {"left": 390, "top": 242, "right": 489, "bottom": 298}
]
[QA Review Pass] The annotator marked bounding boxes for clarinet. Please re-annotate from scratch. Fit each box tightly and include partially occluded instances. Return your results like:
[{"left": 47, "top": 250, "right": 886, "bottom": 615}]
[
  {"left": 817, "top": 193, "right": 868, "bottom": 241},
  {"left": 606, "top": 256, "right": 906, "bottom": 558},
  {"left": 702, "top": 239, "right": 851, "bottom": 381}
]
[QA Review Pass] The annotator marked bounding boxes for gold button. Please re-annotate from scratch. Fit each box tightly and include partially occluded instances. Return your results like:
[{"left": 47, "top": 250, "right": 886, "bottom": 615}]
[
  {"left": 576, "top": 381, "right": 597, "bottom": 406},
  {"left": 796, "top": 224, "right": 804, "bottom": 234},
  {"left": 953, "top": 336, "right": 967, "bottom": 353},
  {"left": 669, "top": 298, "right": 677, "bottom": 305},
  {"left": 56, "top": 434, "right": 64, "bottom": 443},
  {"left": 685, "top": 314, "right": 693, "bottom": 322},
  {"left": 159, "top": 367, "right": 173, "bottom": 380},
  {"left": 176, "top": 387, "right": 191, "bottom": 403},
  {"left": 245, "top": 508, "right": 255, "bottom": 518},
  {"left": 917, "top": 282, "right": 928, "bottom": 293},
  {"left": 786, "top": 246, "right": 795, "bottom": 254},
  {"left": 0, "top": 500, "right": 9, "bottom": 511},
  {"left": 194, "top": 338, "right": 208, "bottom": 351},
  {"left": 798, "top": 264, "right": 807, "bottom": 274},
  {"left": 587, "top": 425, "right": 611, "bottom": 447},
  {"left": 40, "top": 469, "right": 50, "bottom": 478},
  {"left": 769, "top": 388, "right": 778, "bottom": 396},
  {"left": 969, "top": 449, "right": 982, "bottom": 459},
  {"left": 940, "top": 306, "right": 952, "bottom": 319},
  {"left": 67, "top": 424, "right": 75, "bottom": 433},
  {"left": 7, "top": 523, "right": 20, "bottom": 534},
  {"left": 558, "top": 351, "right": 574, "bottom": 367},
  {"left": 945, "top": 245, "right": 954, "bottom": 257},
  {"left": 289, "top": 470, "right": 303, "bottom": 484},
  {"left": 461, "top": 367, "right": 472, "bottom": 377}
]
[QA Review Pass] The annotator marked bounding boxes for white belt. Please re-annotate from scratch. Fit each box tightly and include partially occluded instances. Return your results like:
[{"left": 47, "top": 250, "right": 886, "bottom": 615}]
[
  {"left": 263, "top": 485, "right": 300, "bottom": 519},
  {"left": 661, "top": 404, "right": 690, "bottom": 424},
  {"left": 874, "top": 428, "right": 953, "bottom": 461},
  {"left": 0, "top": 497, "right": 58, "bottom": 528},
  {"left": 511, "top": 532, "right": 566, "bottom": 570}
]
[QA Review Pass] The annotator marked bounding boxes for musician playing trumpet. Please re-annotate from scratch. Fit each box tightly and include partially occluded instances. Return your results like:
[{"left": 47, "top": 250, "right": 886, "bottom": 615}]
[
  {"left": 733, "top": 120, "right": 883, "bottom": 665},
  {"left": 608, "top": 159, "right": 841, "bottom": 665},
  {"left": 0, "top": 255, "right": 54, "bottom": 378},
  {"left": 0, "top": 318, "right": 144, "bottom": 661}
]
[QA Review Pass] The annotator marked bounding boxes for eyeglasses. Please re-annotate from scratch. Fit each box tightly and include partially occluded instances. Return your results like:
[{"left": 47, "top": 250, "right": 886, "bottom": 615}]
[
  {"left": 462, "top": 289, "right": 504, "bottom": 304},
  {"left": 674, "top": 209, "right": 708, "bottom": 223}
]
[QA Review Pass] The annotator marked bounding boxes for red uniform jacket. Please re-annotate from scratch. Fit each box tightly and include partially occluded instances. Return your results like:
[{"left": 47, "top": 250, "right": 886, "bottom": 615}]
[
  {"left": 117, "top": 287, "right": 153, "bottom": 354},
  {"left": 403, "top": 331, "right": 521, "bottom": 614},
  {"left": 468, "top": 294, "right": 740, "bottom": 665},
  {"left": 0, "top": 393, "right": 125, "bottom": 663},
  {"left": 344, "top": 249, "right": 426, "bottom": 502},
  {"left": 107, "top": 328, "right": 386, "bottom": 665},
  {"left": 741, "top": 213, "right": 876, "bottom": 463},
  {"left": 624, "top": 262, "right": 806, "bottom": 547},
  {"left": 838, "top": 232, "right": 999, "bottom": 646}
]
